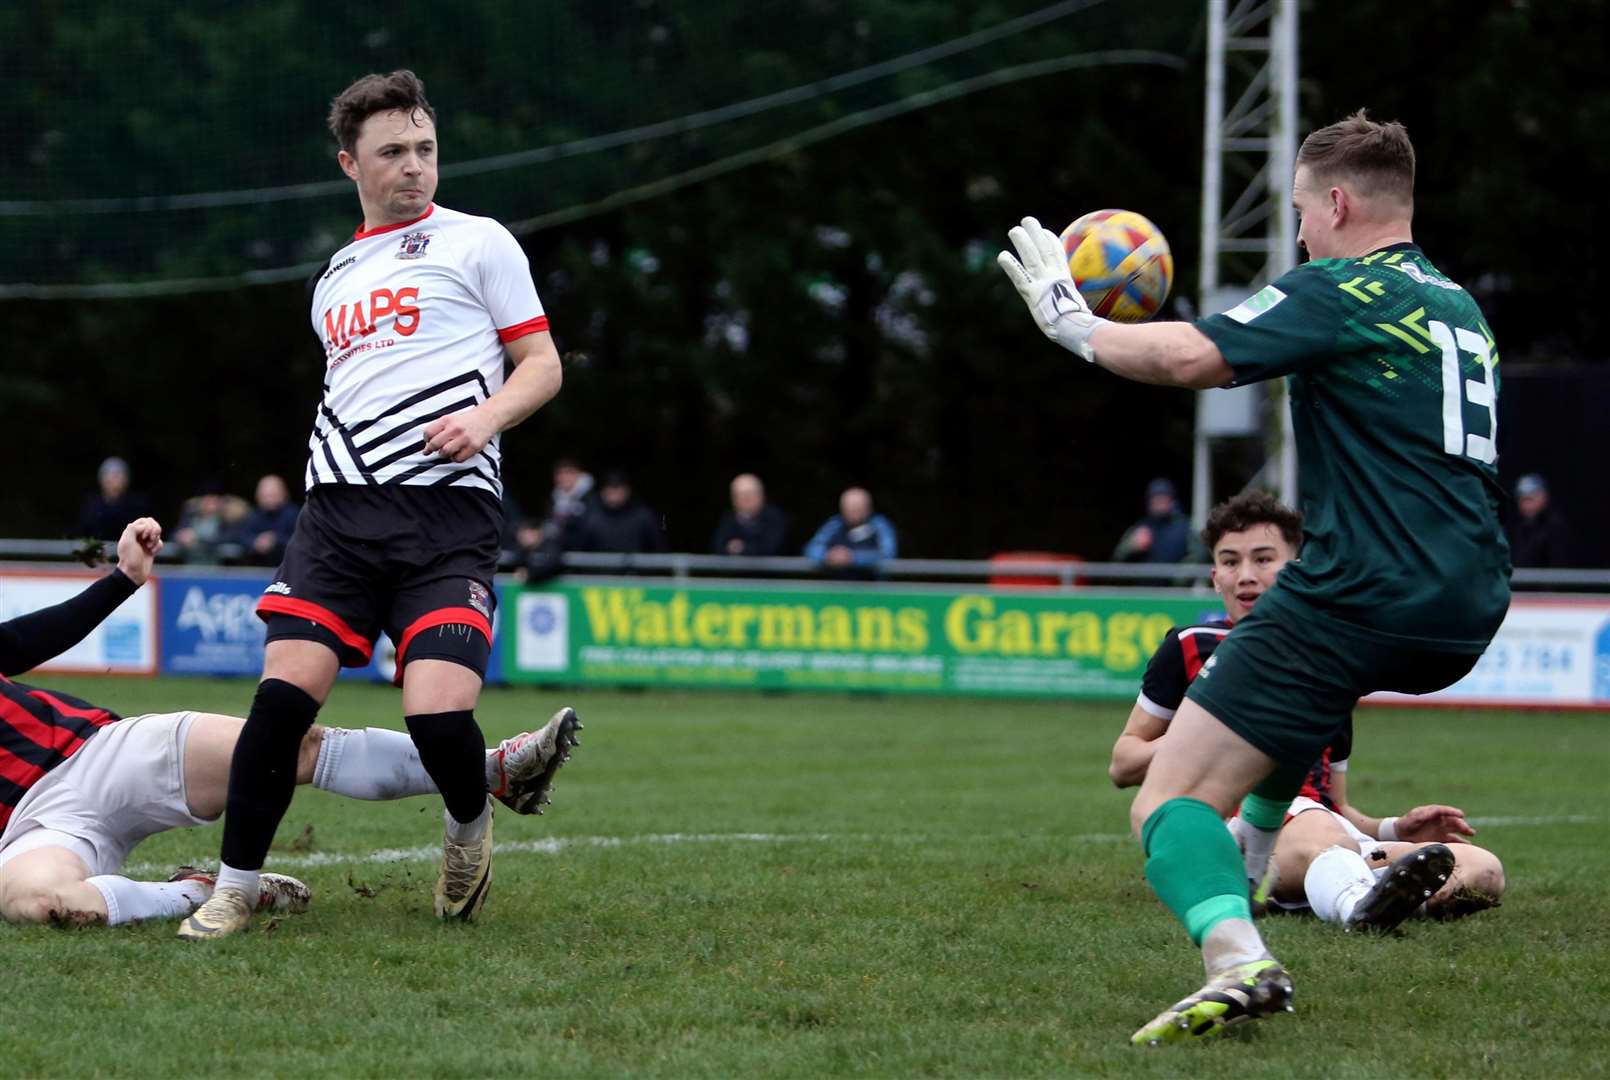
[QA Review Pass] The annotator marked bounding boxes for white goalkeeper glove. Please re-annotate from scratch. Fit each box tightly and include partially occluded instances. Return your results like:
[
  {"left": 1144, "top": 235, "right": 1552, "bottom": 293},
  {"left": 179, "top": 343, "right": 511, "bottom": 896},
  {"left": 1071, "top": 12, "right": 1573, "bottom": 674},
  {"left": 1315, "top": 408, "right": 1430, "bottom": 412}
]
[{"left": 996, "top": 215, "right": 1107, "bottom": 362}]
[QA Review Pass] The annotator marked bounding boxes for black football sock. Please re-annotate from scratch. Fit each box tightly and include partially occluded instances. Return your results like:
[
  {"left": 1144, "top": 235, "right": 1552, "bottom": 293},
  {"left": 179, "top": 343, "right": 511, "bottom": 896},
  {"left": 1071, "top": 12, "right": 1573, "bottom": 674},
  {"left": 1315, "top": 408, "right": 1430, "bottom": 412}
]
[
  {"left": 405, "top": 710, "right": 490, "bottom": 824},
  {"left": 219, "top": 678, "right": 321, "bottom": 871}
]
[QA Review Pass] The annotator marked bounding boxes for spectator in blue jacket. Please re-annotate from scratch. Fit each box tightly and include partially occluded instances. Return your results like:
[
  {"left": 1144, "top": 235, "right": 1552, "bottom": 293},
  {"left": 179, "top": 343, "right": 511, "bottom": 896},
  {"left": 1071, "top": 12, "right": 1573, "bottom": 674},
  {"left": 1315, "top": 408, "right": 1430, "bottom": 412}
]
[
  {"left": 238, "top": 474, "right": 301, "bottom": 566},
  {"left": 1112, "top": 477, "right": 1195, "bottom": 563},
  {"left": 805, "top": 487, "right": 897, "bottom": 580}
]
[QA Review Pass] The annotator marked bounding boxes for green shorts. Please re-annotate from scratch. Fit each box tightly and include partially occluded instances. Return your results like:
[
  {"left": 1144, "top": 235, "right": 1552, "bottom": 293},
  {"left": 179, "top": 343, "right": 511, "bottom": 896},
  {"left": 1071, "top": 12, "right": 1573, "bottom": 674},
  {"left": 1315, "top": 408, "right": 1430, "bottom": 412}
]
[{"left": 1184, "top": 591, "right": 1483, "bottom": 771}]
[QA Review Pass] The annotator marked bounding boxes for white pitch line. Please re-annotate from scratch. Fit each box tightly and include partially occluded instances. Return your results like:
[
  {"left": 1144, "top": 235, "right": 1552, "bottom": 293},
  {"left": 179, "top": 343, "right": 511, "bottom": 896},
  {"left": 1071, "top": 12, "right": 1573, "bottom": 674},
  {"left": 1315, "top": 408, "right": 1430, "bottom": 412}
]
[
  {"left": 121, "top": 818, "right": 1594, "bottom": 878},
  {"left": 124, "top": 830, "right": 1131, "bottom": 877}
]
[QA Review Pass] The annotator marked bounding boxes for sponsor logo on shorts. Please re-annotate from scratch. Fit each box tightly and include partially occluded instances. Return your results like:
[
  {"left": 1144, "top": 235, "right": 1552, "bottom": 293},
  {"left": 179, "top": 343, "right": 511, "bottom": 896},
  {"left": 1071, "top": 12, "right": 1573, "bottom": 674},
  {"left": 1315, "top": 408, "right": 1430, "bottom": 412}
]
[
  {"left": 467, "top": 580, "right": 492, "bottom": 619},
  {"left": 265, "top": 581, "right": 293, "bottom": 596}
]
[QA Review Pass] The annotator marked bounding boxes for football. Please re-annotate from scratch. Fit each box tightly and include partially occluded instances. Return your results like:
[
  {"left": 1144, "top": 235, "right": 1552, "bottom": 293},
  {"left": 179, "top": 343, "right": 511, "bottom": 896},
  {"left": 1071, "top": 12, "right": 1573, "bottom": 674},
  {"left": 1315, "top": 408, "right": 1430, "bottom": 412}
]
[{"left": 1059, "top": 209, "right": 1174, "bottom": 322}]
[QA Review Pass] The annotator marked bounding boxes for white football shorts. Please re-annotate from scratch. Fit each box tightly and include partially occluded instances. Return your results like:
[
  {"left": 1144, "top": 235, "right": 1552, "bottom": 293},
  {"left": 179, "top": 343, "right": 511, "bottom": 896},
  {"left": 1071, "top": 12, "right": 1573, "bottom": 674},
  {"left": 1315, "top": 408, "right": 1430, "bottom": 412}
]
[
  {"left": 1262, "top": 796, "right": 1387, "bottom": 913},
  {"left": 0, "top": 711, "right": 212, "bottom": 877}
]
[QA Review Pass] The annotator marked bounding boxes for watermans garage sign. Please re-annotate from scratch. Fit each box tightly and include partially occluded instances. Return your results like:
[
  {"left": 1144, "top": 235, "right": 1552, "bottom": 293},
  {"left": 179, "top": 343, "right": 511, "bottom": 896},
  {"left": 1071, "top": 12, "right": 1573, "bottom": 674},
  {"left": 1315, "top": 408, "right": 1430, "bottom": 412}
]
[{"left": 506, "top": 580, "right": 1223, "bottom": 697}]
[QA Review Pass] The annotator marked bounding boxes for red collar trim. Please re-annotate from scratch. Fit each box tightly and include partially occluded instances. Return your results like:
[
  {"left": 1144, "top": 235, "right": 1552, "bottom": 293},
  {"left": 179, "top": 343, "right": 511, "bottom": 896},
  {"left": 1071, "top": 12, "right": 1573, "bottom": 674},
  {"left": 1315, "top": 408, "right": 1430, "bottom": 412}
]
[{"left": 354, "top": 203, "right": 435, "bottom": 240}]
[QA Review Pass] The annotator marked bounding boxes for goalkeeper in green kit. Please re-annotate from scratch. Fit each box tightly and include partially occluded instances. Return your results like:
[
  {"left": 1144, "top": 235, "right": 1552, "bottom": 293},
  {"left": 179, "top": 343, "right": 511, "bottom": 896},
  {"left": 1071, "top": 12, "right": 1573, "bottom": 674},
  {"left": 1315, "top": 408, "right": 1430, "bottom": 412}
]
[{"left": 996, "top": 110, "right": 1510, "bottom": 1045}]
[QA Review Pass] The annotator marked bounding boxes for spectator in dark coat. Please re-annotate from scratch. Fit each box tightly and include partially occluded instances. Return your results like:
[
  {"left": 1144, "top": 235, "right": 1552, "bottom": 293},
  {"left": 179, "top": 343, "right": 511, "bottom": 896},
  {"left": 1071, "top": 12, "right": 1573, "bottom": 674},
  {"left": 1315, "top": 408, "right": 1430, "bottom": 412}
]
[
  {"left": 77, "top": 457, "right": 153, "bottom": 541},
  {"left": 711, "top": 473, "right": 789, "bottom": 557},
  {"left": 1508, "top": 473, "right": 1572, "bottom": 568},
  {"left": 574, "top": 472, "right": 665, "bottom": 554},
  {"left": 804, "top": 487, "right": 898, "bottom": 580},
  {"left": 548, "top": 458, "right": 601, "bottom": 550},
  {"left": 1112, "top": 477, "right": 1195, "bottom": 563},
  {"left": 237, "top": 474, "right": 301, "bottom": 566}
]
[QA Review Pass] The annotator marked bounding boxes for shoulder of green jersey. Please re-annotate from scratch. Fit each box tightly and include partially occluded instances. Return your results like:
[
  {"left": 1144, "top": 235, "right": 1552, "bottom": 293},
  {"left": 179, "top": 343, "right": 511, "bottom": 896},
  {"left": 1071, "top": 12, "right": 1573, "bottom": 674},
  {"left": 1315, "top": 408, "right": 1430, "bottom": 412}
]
[
  {"left": 1389, "top": 260, "right": 1464, "bottom": 292},
  {"left": 1222, "top": 284, "right": 1288, "bottom": 324}
]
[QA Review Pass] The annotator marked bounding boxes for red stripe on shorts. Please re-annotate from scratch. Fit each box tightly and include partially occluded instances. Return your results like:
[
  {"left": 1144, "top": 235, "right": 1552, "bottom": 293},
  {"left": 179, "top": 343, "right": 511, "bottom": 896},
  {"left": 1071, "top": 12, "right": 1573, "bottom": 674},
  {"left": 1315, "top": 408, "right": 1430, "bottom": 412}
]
[
  {"left": 393, "top": 607, "right": 494, "bottom": 687},
  {"left": 257, "top": 595, "right": 374, "bottom": 662}
]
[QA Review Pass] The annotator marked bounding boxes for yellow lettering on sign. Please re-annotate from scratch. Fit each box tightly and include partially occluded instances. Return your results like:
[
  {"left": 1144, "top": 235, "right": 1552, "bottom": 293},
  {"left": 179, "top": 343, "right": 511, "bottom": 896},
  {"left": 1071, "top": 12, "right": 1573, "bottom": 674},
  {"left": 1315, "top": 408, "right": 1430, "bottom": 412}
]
[
  {"left": 691, "top": 603, "right": 727, "bottom": 647},
  {"left": 856, "top": 607, "right": 895, "bottom": 651},
  {"left": 759, "top": 605, "right": 816, "bottom": 648},
  {"left": 581, "top": 588, "right": 639, "bottom": 643},
  {"left": 818, "top": 606, "right": 853, "bottom": 650},
  {"left": 996, "top": 609, "right": 1035, "bottom": 655},
  {"left": 727, "top": 604, "right": 758, "bottom": 647},
  {"left": 1065, "top": 612, "right": 1101, "bottom": 657},
  {"left": 1104, "top": 612, "right": 1142, "bottom": 669},
  {"left": 897, "top": 608, "right": 929, "bottom": 651},
  {"left": 944, "top": 595, "right": 992, "bottom": 654}
]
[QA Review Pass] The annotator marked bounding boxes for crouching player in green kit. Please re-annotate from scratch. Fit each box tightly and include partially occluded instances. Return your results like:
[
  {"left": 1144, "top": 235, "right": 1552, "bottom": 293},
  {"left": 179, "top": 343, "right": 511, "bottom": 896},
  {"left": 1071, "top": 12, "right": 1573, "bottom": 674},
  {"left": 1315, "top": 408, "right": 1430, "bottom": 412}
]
[{"left": 996, "top": 110, "right": 1509, "bottom": 1044}]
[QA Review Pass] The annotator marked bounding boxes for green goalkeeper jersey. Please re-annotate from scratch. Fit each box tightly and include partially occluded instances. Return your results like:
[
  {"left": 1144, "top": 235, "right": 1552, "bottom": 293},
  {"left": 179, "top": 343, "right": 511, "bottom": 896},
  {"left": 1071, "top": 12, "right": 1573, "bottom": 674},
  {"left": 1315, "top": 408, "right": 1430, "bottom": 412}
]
[{"left": 1195, "top": 243, "right": 1510, "bottom": 651}]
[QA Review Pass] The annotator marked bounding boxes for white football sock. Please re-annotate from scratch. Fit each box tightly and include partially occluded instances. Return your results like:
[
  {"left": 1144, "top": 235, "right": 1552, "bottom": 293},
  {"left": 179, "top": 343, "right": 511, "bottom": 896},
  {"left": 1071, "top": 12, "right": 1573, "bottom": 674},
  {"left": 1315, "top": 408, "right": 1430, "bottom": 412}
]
[
  {"left": 215, "top": 863, "right": 261, "bottom": 905},
  {"left": 445, "top": 801, "right": 491, "bottom": 844},
  {"left": 313, "top": 727, "right": 441, "bottom": 801},
  {"left": 1304, "top": 845, "right": 1377, "bottom": 925},
  {"left": 87, "top": 875, "right": 210, "bottom": 926},
  {"left": 1239, "top": 823, "right": 1281, "bottom": 887},
  {"left": 1201, "top": 917, "right": 1272, "bottom": 978}
]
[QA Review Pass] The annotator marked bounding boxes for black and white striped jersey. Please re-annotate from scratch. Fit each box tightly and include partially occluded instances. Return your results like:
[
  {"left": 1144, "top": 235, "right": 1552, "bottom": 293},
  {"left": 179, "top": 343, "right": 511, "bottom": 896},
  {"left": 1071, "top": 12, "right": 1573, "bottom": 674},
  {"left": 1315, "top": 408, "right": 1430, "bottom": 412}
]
[{"left": 304, "top": 203, "right": 549, "bottom": 499}]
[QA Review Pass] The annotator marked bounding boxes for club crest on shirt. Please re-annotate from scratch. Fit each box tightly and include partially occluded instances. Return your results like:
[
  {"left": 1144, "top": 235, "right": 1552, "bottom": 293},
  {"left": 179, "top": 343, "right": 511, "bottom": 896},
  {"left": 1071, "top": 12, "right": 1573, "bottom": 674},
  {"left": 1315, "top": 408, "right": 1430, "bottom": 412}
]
[
  {"left": 396, "top": 231, "right": 432, "bottom": 260},
  {"left": 466, "top": 580, "right": 492, "bottom": 618}
]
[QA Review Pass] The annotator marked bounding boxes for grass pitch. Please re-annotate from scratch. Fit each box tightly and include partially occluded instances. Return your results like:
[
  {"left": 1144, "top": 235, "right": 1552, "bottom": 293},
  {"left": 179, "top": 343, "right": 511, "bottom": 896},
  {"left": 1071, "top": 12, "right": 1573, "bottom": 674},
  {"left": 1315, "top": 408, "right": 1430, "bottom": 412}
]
[{"left": 6, "top": 677, "right": 1607, "bottom": 1077}]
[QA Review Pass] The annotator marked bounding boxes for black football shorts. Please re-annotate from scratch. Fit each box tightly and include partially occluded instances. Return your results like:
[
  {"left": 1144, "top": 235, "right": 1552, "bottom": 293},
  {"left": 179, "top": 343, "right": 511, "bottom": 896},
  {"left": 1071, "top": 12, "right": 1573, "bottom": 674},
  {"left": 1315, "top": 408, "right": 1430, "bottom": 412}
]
[{"left": 257, "top": 484, "right": 501, "bottom": 681}]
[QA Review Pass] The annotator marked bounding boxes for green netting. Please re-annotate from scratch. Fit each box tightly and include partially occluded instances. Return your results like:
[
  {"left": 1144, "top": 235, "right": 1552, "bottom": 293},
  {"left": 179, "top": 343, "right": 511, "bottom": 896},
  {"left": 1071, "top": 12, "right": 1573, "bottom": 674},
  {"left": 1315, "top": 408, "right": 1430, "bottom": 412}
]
[{"left": 0, "top": 0, "right": 1189, "bottom": 297}]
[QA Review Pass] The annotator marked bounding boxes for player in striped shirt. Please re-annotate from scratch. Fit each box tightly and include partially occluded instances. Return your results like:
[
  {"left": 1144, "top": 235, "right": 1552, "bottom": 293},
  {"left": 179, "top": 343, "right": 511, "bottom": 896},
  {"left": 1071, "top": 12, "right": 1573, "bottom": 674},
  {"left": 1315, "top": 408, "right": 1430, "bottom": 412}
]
[
  {"left": 1109, "top": 492, "right": 1505, "bottom": 928},
  {"left": 0, "top": 519, "right": 580, "bottom": 928},
  {"left": 182, "top": 70, "right": 566, "bottom": 940}
]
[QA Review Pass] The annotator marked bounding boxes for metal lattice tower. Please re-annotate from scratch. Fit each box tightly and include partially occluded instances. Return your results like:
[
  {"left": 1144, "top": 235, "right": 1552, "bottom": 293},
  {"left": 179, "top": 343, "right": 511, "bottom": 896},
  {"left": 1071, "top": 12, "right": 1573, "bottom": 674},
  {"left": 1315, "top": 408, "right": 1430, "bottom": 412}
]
[{"left": 1191, "top": 0, "right": 1300, "bottom": 527}]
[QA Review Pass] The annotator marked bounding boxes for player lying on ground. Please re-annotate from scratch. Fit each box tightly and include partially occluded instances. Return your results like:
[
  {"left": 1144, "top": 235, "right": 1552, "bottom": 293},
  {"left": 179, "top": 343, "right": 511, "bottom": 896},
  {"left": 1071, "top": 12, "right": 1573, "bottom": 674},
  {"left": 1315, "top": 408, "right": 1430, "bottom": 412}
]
[
  {"left": 0, "top": 519, "right": 580, "bottom": 928},
  {"left": 1109, "top": 492, "right": 1505, "bottom": 928},
  {"left": 1000, "top": 111, "right": 1510, "bottom": 1044}
]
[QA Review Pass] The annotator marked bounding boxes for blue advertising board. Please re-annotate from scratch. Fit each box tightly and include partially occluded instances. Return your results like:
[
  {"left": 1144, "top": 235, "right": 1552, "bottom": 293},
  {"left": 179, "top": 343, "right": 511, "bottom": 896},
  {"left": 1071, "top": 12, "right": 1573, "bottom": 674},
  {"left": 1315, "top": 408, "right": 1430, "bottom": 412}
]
[
  {"left": 159, "top": 571, "right": 504, "bottom": 684},
  {"left": 161, "top": 573, "right": 270, "bottom": 676}
]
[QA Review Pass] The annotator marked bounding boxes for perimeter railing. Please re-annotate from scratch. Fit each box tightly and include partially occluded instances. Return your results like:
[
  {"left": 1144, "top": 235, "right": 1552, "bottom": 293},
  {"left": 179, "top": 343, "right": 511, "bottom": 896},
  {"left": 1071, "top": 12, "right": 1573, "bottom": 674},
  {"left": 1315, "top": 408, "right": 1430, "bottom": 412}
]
[{"left": 1, "top": 539, "right": 1604, "bottom": 592}]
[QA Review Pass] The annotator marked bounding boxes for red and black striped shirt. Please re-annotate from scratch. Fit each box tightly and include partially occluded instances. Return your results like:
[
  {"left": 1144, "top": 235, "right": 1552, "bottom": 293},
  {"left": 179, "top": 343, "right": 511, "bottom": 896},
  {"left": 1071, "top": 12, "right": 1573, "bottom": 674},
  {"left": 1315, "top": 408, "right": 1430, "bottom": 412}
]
[
  {"left": 1135, "top": 620, "right": 1352, "bottom": 807},
  {"left": 0, "top": 570, "right": 135, "bottom": 830},
  {"left": 0, "top": 678, "right": 119, "bottom": 829}
]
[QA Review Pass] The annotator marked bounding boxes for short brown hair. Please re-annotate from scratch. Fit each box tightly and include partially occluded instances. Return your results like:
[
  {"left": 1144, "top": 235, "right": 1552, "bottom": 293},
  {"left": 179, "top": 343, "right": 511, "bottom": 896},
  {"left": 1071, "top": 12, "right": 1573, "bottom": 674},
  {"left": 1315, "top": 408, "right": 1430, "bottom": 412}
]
[
  {"left": 1297, "top": 109, "right": 1415, "bottom": 206},
  {"left": 327, "top": 69, "right": 437, "bottom": 154},
  {"left": 1201, "top": 490, "right": 1303, "bottom": 554}
]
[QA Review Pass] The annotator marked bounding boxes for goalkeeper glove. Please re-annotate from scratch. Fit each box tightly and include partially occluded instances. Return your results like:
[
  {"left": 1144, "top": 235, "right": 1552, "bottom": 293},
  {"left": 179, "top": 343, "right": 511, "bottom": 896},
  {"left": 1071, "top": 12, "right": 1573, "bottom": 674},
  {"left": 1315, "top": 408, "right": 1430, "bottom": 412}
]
[{"left": 996, "top": 216, "right": 1107, "bottom": 362}]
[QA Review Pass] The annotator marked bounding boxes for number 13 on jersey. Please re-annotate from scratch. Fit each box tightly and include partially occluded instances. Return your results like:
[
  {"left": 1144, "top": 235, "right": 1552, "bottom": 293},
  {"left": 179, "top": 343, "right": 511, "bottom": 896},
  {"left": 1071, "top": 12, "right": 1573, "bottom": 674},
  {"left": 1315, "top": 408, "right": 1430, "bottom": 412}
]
[{"left": 1430, "top": 320, "right": 1497, "bottom": 464}]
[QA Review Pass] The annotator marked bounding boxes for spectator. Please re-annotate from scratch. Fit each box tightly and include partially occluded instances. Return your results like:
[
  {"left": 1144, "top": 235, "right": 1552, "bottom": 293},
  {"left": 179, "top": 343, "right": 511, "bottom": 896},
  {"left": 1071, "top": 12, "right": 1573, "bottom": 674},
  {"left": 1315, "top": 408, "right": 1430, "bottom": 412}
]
[
  {"left": 711, "top": 473, "right": 789, "bottom": 557},
  {"left": 498, "top": 489, "right": 544, "bottom": 569},
  {"left": 237, "top": 474, "right": 301, "bottom": 566},
  {"left": 1508, "top": 473, "right": 1571, "bottom": 568},
  {"left": 548, "top": 457, "right": 601, "bottom": 550},
  {"left": 77, "top": 456, "right": 152, "bottom": 541},
  {"left": 574, "top": 471, "right": 664, "bottom": 554},
  {"left": 172, "top": 484, "right": 252, "bottom": 564},
  {"left": 805, "top": 486, "right": 897, "bottom": 580},
  {"left": 1112, "top": 477, "right": 1195, "bottom": 563}
]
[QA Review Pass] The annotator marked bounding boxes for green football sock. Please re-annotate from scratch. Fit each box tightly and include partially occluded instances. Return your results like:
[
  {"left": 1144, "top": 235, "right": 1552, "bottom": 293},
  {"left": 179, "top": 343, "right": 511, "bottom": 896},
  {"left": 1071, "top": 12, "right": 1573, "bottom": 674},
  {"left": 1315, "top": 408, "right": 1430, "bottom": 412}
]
[{"left": 1142, "top": 797, "right": 1252, "bottom": 945}]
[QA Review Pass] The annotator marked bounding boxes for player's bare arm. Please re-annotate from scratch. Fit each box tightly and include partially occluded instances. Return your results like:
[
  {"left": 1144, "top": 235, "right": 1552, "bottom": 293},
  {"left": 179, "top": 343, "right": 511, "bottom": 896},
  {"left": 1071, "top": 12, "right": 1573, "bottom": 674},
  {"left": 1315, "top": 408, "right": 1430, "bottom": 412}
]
[
  {"left": 421, "top": 331, "right": 563, "bottom": 463},
  {"left": 1109, "top": 703, "right": 1169, "bottom": 788},
  {"left": 996, "top": 215, "right": 1232, "bottom": 388},
  {"left": 1086, "top": 321, "right": 1233, "bottom": 389},
  {"left": 1328, "top": 770, "right": 1477, "bottom": 843}
]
